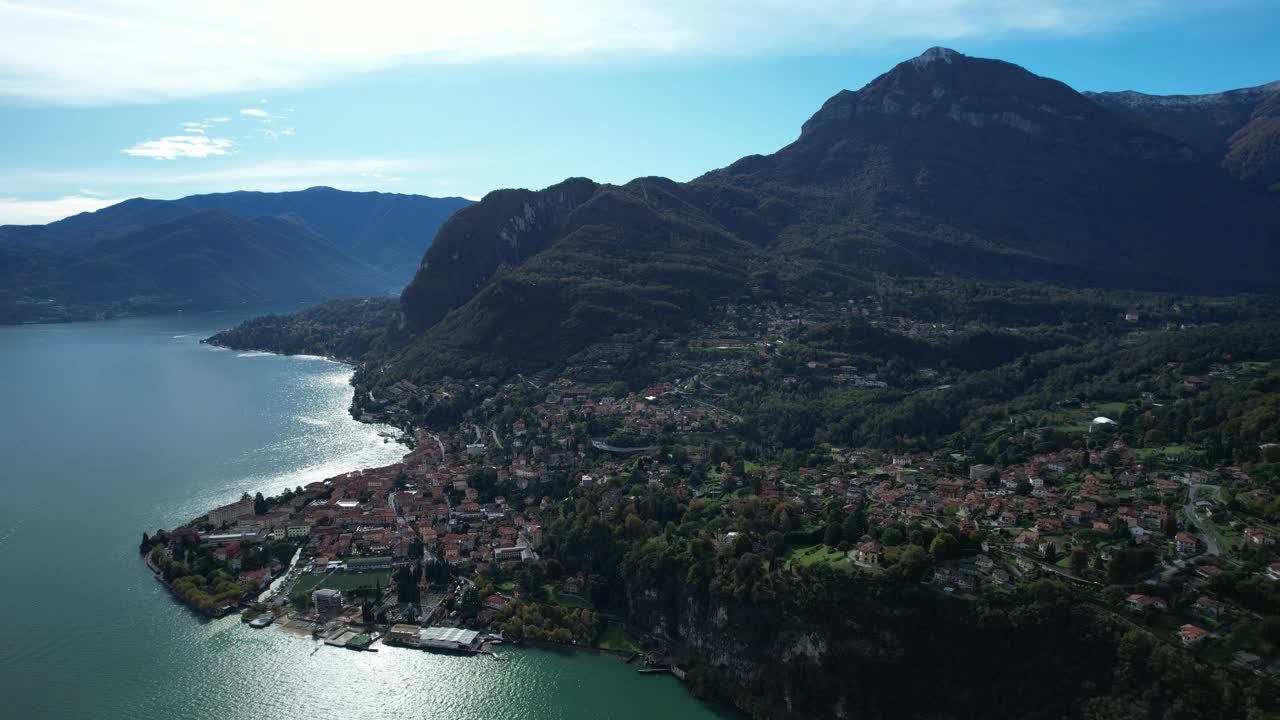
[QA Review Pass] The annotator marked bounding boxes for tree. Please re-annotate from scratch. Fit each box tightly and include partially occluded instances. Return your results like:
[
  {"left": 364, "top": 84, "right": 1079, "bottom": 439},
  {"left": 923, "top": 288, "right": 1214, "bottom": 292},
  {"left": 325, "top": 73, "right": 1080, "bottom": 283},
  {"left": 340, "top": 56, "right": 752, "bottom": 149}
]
[
  {"left": 253, "top": 492, "right": 267, "bottom": 515},
  {"left": 894, "top": 545, "right": 929, "bottom": 582},
  {"left": 1070, "top": 548, "right": 1089, "bottom": 576},
  {"left": 842, "top": 511, "right": 865, "bottom": 542},
  {"left": 929, "top": 532, "right": 957, "bottom": 561},
  {"left": 823, "top": 522, "right": 842, "bottom": 547},
  {"left": 1162, "top": 513, "right": 1179, "bottom": 539},
  {"left": 709, "top": 441, "right": 726, "bottom": 467},
  {"left": 882, "top": 527, "right": 905, "bottom": 546}
]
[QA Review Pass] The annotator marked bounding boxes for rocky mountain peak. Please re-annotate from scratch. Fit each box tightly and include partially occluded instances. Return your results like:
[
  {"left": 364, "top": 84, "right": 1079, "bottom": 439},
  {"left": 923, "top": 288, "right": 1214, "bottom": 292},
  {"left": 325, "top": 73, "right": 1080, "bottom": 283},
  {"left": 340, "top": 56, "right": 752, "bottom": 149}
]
[
  {"left": 909, "top": 46, "right": 960, "bottom": 67},
  {"left": 799, "top": 47, "right": 1140, "bottom": 144}
]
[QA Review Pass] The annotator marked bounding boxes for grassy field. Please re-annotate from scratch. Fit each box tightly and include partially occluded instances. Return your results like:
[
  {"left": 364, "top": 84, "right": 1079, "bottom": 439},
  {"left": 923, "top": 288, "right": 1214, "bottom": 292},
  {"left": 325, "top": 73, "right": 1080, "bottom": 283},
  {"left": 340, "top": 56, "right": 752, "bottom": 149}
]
[
  {"left": 1134, "top": 445, "right": 1188, "bottom": 459},
  {"left": 595, "top": 624, "right": 643, "bottom": 653},
  {"left": 293, "top": 570, "right": 390, "bottom": 594},
  {"left": 542, "top": 584, "right": 593, "bottom": 608},
  {"left": 785, "top": 544, "right": 852, "bottom": 570},
  {"left": 1094, "top": 402, "right": 1129, "bottom": 417}
]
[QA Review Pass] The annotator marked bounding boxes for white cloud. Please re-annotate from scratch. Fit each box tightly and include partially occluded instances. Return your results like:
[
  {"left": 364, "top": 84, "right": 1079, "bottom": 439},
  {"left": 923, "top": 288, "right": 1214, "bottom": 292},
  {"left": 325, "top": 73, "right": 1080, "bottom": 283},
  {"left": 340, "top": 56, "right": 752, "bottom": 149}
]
[
  {"left": 0, "top": 194, "right": 125, "bottom": 224},
  {"left": 239, "top": 108, "right": 272, "bottom": 118},
  {"left": 0, "top": 0, "right": 1210, "bottom": 105},
  {"left": 4, "top": 157, "right": 435, "bottom": 192},
  {"left": 121, "top": 134, "right": 233, "bottom": 159}
]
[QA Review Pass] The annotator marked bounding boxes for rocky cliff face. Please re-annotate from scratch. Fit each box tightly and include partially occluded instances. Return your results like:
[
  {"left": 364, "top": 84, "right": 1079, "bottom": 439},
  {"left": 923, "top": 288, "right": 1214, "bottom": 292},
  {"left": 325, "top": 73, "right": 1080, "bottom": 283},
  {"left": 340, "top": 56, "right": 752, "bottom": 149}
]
[
  {"left": 620, "top": 574, "right": 1132, "bottom": 720},
  {"left": 397, "top": 177, "right": 598, "bottom": 333}
]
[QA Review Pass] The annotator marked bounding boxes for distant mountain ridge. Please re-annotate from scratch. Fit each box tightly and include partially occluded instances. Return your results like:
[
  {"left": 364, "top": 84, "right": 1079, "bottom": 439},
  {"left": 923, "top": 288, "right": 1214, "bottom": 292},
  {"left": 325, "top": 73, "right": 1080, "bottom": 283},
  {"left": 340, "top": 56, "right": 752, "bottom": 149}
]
[
  {"left": 1086, "top": 79, "right": 1280, "bottom": 189},
  {"left": 382, "top": 47, "right": 1280, "bottom": 381},
  {"left": 0, "top": 187, "right": 472, "bottom": 323},
  {"left": 1, "top": 187, "right": 472, "bottom": 283}
]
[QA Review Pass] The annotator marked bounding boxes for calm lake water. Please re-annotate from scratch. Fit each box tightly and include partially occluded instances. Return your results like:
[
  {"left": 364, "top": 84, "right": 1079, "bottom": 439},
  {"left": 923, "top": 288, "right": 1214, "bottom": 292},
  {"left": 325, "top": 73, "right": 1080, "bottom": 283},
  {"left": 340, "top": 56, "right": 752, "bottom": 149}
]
[{"left": 0, "top": 310, "right": 726, "bottom": 720}]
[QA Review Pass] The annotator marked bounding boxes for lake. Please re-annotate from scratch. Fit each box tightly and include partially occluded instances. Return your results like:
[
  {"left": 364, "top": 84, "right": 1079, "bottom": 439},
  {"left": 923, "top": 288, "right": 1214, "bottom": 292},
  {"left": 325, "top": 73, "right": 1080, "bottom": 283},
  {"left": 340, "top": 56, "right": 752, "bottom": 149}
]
[{"left": 0, "top": 310, "right": 727, "bottom": 719}]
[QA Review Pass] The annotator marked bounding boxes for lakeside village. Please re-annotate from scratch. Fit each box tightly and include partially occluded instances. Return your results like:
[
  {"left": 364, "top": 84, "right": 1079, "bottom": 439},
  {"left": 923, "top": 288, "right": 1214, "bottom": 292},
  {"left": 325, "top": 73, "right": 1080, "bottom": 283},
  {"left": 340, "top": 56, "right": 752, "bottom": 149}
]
[{"left": 142, "top": 297, "right": 1280, "bottom": 674}]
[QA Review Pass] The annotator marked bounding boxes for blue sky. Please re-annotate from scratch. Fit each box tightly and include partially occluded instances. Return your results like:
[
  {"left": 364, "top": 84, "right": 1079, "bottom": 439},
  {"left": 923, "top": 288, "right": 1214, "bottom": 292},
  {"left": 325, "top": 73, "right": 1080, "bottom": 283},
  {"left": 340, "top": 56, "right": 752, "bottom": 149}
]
[{"left": 0, "top": 0, "right": 1277, "bottom": 224}]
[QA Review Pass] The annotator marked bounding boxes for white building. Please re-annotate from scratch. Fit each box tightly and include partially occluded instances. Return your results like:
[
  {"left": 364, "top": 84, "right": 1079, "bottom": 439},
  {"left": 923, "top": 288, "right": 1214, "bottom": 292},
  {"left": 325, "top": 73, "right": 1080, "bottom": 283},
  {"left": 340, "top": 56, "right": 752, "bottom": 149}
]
[{"left": 417, "top": 626, "right": 482, "bottom": 651}]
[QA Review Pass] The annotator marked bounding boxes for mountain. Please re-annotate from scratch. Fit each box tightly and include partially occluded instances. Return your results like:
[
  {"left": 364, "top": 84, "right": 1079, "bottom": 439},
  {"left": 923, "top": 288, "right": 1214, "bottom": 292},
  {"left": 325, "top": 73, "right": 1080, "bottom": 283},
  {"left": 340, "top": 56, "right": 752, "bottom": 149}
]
[
  {"left": 383, "top": 48, "right": 1280, "bottom": 381},
  {"left": 1086, "top": 79, "right": 1280, "bottom": 189},
  {"left": 0, "top": 187, "right": 471, "bottom": 283},
  {"left": 176, "top": 187, "right": 473, "bottom": 283},
  {"left": 0, "top": 187, "right": 472, "bottom": 323},
  {"left": 0, "top": 210, "right": 392, "bottom": 323}
]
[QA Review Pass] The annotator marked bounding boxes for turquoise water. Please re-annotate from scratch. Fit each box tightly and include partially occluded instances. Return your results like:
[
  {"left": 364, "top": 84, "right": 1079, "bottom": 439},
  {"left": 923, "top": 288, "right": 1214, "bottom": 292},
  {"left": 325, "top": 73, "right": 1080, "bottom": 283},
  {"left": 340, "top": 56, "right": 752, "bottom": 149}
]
[{"left": 0, "top": 311, "right": 726, "bottom": 719}]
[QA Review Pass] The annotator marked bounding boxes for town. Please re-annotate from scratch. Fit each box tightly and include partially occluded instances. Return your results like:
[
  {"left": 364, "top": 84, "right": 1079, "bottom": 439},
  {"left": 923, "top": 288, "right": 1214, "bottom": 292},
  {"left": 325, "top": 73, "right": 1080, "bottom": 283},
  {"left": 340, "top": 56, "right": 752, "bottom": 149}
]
[{"left": 142, "top": 291, "right": 1280, "bottom": 680}]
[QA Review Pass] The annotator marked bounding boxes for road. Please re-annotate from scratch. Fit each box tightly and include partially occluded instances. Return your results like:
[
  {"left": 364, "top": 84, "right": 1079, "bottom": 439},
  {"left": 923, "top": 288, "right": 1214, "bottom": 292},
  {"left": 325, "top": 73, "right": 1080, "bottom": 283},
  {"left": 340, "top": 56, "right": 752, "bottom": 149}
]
[
  {"left": 591, "top": 439, "right": 660, "bottom": 454},
  {"left": 428, "top": 432, "right": 446, "bottom": 456},
  {"left": 1183, "top": 481, "right": 1222, "bottom": 556}
]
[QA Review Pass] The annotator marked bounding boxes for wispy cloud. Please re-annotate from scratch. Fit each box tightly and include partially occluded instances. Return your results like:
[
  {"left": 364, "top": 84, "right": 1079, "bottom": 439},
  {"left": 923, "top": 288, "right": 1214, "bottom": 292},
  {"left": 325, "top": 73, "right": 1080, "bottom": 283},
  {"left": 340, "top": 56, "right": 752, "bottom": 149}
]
[
  {"left": 5, "top": 157, "right": 439, "bottom": 193},
  {"left": 239, "top": 108, "right": 279, "bottom": 119},
  {"left": 121, "top": 134, "right": 233, "bottom": 159},
  {"left": 0, "top": 194, "right": 125, "bottom": 224},
  {"left": 0, "top": 0, "right": 1214, "bottom": 104}
]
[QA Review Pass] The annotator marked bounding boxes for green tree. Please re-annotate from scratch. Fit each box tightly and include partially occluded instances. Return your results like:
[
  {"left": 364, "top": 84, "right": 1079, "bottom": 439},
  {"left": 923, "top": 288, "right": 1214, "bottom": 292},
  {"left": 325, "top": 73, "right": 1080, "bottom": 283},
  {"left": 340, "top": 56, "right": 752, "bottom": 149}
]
[
  {"left": 1070, "top": 548, "right": 1089, "bottom": 575},
  {"left": 929, "top": 532, "right": 957, "bottom": 561},
  {"left": 823, "top": 522, "right": 842, "bottom": 547}
]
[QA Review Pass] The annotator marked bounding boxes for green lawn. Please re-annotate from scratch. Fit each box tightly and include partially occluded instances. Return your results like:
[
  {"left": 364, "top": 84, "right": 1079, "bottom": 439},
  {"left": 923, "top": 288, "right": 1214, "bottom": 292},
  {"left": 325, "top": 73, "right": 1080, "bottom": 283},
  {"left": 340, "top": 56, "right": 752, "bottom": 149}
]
[
  {"left": 293, "top": 570, "right": 390, "bottom": 594},
  {"left": 1095, "top": 402, "right": 1128, "bottom": 417},
  {"left": 784, "top": 544, "right": 852, "bottom": 570},
  {"left": 1133, "top": 445, "right": 1188, "bottom": 459},
  {"left": 595, "top": 624, "right": 643, "bottom": 653},
  {"left": 542, "top": 584, "right": 593, "bottom": 608}
]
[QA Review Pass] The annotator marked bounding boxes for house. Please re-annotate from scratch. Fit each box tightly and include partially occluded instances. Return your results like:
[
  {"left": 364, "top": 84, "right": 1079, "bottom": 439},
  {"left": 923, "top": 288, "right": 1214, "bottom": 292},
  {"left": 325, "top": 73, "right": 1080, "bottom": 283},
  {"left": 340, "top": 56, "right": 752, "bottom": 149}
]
[
  {"left": 1035, "top": 517, "right": 1064, "bottom": 534},
  {"left": 1264, "top": 563, "right": 1280, "bottom": 581},
  {"left": 1243, "top": 528, "right": 1273, "bottom": 547},
  {"left": 1232, "top": 651, "right": 1263, "bottom": 670},
  {"left": 1174, "top": 533, "right": 1200, "bottom": 555},
  {"left": 1195, "top": 595, "right": 1226, "bottom": 619},
  {"left": 1179, "top": 624, "right": 1209, "bottom": 646},
  {"left": 975, "top": 554, "right": 995, "bottom": 572},
  {"left": 238, "top": 567, "right": 272, "bottom": 588},
  {"left": 1013, "top": 556, "right": 1038, "bottom": 575},
  {"left": 969, "top": 464, "right": 997, "bottom": 482},
  {"left": 850, "top": 541, "right": 883, "bottom": 568},
  {"left": 1126, "top": 594, "right": 1168, "bottom": 612}
]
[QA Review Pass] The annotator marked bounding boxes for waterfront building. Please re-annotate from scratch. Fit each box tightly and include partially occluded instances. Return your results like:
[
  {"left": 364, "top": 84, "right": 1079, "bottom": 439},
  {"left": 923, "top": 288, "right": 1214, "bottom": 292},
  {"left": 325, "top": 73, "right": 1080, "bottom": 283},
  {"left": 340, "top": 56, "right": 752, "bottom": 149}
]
[
  {"left": 208, "top": 497, "right": 255, "bottom": 527},
  {"left": 417, "top": 626, "right": 482, "bottom": 651},
  {"left": 312, "top": 588, "right": 344, "bottom": 617}
]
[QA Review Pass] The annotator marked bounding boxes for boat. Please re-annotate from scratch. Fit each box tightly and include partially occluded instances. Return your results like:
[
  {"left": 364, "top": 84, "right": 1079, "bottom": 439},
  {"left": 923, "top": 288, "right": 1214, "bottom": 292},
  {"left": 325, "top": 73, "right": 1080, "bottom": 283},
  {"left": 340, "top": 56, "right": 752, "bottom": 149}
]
[{"left": 248, "top": 614, "right": 274, "bottom": 629}]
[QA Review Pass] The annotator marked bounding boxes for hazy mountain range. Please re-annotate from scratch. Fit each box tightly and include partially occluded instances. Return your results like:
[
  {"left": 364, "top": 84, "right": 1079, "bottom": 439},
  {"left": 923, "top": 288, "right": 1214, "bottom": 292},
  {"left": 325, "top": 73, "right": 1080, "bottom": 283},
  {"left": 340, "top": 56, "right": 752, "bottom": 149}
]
[{"left": 0, "top": 188, "right": 471, "bottom": 323}]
